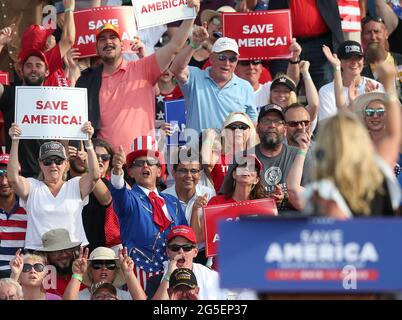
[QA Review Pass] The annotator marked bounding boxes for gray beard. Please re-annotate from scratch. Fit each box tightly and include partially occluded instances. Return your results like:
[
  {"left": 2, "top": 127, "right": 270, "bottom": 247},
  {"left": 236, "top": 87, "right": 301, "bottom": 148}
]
[{"left": 260, "top": 133, "right": 282, "bottom": 150}]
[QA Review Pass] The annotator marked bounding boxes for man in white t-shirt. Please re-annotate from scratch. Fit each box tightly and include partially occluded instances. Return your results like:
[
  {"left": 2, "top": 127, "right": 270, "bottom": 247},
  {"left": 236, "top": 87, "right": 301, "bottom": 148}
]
[{"left": 319, "top": 40, "right": 384, "bottom": 122}]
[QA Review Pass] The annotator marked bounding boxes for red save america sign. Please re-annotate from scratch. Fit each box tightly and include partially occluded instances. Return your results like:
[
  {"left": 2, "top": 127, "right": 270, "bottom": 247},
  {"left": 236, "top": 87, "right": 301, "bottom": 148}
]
[
  {"left": 73, "top": 6, "right": 137, "bottom": 58},
  {"left": 222, "top": 10, "right": 293, "bottom": 60},
  {"left": 0, "top": 71, "right": 9, "bottom": 85},
  {"left": 203, "top": 198, "right": 277, "bottom": 257}
]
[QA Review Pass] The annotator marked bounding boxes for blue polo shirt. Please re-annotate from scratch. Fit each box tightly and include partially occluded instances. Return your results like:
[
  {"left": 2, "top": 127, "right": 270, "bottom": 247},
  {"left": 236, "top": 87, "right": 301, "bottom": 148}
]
[{"left": 180, "top": 66, "right": 257, "bottom": 133}]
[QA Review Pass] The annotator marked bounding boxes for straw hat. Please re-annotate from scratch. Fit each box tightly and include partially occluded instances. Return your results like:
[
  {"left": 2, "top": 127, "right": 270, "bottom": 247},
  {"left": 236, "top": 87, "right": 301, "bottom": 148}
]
[
  {"left": 83, "top": 247, "right": 126, "bottom": 288},
  {"left": 350, "top": 92, "right": 387, "bottom": 121},
  {"left": 200, "top": 5, "right": 236, "bottom": 24}
]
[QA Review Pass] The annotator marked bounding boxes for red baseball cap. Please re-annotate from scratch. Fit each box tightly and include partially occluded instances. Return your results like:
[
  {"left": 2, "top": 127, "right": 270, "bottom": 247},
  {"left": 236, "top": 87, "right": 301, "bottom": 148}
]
[
  {"left": 167, "top": 226, "right": 197, "bottom": 243},
  {"left": 19, "top": 24, "right": 54, "bottom": 53},
  {"left": 19, "top": 48, "right": 49, "bottom": 69},
  {"left": 0, "top": 154, "right": 21, "bottom": 172}
]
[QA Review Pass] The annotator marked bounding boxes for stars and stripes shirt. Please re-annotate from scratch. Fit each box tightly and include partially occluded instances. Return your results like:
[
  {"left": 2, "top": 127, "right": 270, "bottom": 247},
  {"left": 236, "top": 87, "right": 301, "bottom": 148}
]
[
  {"left": 0, "top": 201, "right": 27, "bottom": 274},
  {"left": 338, "top": 0, "right": 361, "bottom": 32}
]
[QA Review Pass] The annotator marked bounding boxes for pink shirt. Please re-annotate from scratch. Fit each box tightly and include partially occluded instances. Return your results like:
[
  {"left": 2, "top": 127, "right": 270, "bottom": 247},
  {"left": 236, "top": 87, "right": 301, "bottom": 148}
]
[{"left": 99, "top": 54, "right": 162, "bottom": 153}]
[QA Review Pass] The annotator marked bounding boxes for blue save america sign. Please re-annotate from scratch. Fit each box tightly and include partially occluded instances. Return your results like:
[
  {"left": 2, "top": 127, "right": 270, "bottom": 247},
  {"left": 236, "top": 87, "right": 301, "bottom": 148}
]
[
  {"left": 219, "top": 218, "right": 402, "bottom": 292},
  {"left": 164, "top": 99, "right": 186, "bottom": 146}
]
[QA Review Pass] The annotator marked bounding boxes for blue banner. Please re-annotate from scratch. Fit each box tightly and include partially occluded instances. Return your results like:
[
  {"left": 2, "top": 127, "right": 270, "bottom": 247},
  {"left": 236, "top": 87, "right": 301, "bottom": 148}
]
[
  {"left": 219, "top": 217, "right": 402, "bottom": 292},
  {"left": 164, "top": 99, "right": 186, "bottom": 146}
]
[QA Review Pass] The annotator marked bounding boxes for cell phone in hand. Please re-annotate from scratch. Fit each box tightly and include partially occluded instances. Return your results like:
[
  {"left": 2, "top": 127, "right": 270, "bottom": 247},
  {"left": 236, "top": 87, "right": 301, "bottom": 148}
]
[{"left": 68, "top": 140, "right": 81, "bottom": 151}]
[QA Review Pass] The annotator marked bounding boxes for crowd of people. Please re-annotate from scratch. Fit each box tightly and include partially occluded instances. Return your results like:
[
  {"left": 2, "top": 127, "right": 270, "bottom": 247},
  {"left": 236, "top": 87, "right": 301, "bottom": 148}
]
[{"left": 0, "top": 0, "right": 401, "bottom": 300}]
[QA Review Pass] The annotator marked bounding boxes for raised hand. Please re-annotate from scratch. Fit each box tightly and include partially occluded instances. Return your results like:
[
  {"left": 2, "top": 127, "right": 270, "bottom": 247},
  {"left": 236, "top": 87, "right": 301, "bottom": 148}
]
[
  {"left": 160, "top": 122, "right": 174, "bottom": 137},
  {"left": 294, "top": 129, "right": 311, "bottom": 151},
  {"left": 9, "top": 249, "right": 24, "bottom": 278},
  {"left": 299, "top": 61, "right": 310, "bottom": 74},
  {"left": 64, "top": 47, "right": 81, "bottom": 69},
  {"left": 365, "top": 79, "right": 380, "bottom": 93},
  {"left": 131, "top": 36, "right": 146, "bottom": 58},
  {"left": 289, "top": 38, "right": 301, "bottom": 61},
  {"left": 113, "top": 145, "right": 126, "bottom": 171},
  {"left": 81, "top": 121, "right": 94, "bottom": 140},
  {"left": 191, "top": 26, "right": 209, "bottom": 47},
  {"left": 187, "top": 0, "right": 200, "bottom": 13},
  {"left": 322, "top": 45, "right": 340, "bottom": 68},
  {"left": 0, "top": 25, "right": 14, "bottom": 46},
  {"left": 119, "top": 247, "right": 134, "bottom": 275},
  {"left": 192, "top": 193, "right": 209, "bottom": 211},
  {"left": 72, "top": 246, "right": 89, "bottom": 276},
  {"left": 9, "top": 123, "right": 22, "bottom": 140}
]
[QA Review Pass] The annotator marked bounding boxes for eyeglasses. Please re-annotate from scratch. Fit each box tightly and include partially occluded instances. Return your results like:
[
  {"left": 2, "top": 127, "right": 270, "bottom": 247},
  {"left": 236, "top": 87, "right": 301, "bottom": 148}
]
[
  {"left": 286, "top": 120, "right": 311, "bottom": 127},
  {"left": 91, "top": 260, "right": 117, "bottom": 270},
  {"left": 226, "top": 124, "right": 250, "bottom": 130},
  {"left": 238, "top": 60, "right": 262, "bottom": 66},
  {"left": 361, "top": 15, "right": 384, "bottom": 26},
  {"left": 42, "top": 157, "right": 64, "bottom": 166},
  {"left": 176, "top": 168, "right": 201, "bottom": 175},
  {"left": 259, "top": 118, "right": 285, "bottom": 126},
  {"left": 22, "top": 263, "right": 45, "bottom": 273},
  {"left": 96, "top": 153, "right": 111, "bottom": 162},
  {"left": 217, "top": 53, "right": 238, "bottom": 63},
  {"left": 209, "top": 16, "right": 221, "bottom": 26},
  {"left": 364, "top": 108, "right": 385, "bottom": 117},
  {"left": 131, "top": 159, "right": 159, "bottom": 167},
  {"left": 167, "top": 244, "right": 195, "bottom": 252},
  {"left": 0, "top": 169, "right": 7, "bottom": 177}
]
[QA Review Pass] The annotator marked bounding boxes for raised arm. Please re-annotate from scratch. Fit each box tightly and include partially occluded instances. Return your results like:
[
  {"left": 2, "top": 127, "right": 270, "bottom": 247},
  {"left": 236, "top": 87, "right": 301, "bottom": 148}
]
[
  {"left": 79, "top": 122, "right": 100, "bottom": 200},
  {"left": 63, "top": 247, "right": 89, "bottom": 300},
  {"left": 0, "top": 25, "right": 13, "bottom": 54},
  {"left": 376, "top": 62, "right": 402, "bottom": 167},
  {"left": 375, "top": 0, "right": 399, "bottom": 34},
  {"left": 156, "top": 0, "right": 200, "bottom": 72},
  {"left": 286, "top": 131, "right": 310, "bottom": 211},
  {"left": 59, "top": 0, "right": 76, "bottom": 59},
  {"left": 300, "top": 60, "right": 320, "bottom": 122},
  {"left": 170, "top": 25, "right": 209, "bottom": 83},
  {"left": 119, "top": 247, "right": 146, "bottom": 300},
  {"left": 286, "top": 38, "right": 302, "bottom": 85},
  {"left": 190, "top": 194, "right": 208, "bottom": 243},
  {"left": 7, "top": 124, "right": 30, "bottom": 201}
]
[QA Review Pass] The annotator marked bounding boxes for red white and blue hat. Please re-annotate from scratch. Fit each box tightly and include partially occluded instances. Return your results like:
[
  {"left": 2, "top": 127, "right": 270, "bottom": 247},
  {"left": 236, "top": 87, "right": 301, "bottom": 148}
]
[{"left": 126, "top": 136, "right": 161, "bottom": 168}]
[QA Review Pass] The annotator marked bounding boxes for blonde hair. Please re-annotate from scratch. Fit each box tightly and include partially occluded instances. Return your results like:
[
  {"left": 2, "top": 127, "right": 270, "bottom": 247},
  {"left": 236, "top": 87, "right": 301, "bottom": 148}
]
[
  {"left": 269, "top": 74, "right": 298, "bottom": 107},
  {"left": 314, "top": 113, "right": 384, "bottom": 215},
  {"left": 220, "top": 112, "right": 259, "bottom": 154}
]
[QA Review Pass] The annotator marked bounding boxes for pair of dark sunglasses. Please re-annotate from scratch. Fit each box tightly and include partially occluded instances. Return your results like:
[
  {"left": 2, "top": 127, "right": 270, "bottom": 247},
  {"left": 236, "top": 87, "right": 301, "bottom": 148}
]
[
  {"left": 217, "top": 53, "right": 238, "bottom": 63},
  {"left": 91, "top": 260, "right": 117, "bottom": 270},
  {"left": 286, "top": 120, "right": 311, "bottom": 127},
  {"left": 96, "top": 153, "right": 111, "bottom": 162},
  {"left": 238, "top": 60, "right": 262, "bottom": 66},
  {"left": 0, "top": 169, "right": 7, "bottom": 177},
  {"left": 361, "top": 15, "right": 384, "bottom": 26},
  {"left": 22, "top": 263, "right": 45, "bottom": 273},
  {"left": 131, "top": 159, "right": 159, "bottom": 167},
  {"left": 42, "top": 157, "right": 64, "bottom": 166},
  {"left": 167, "top": 244, "right": 195, "bottom": 252},
  {"left": 226, "top": 124, "right": 250, "bottom": 130},
  {"left": 364, "top": 108, "right": 385, "bottom": 117}
]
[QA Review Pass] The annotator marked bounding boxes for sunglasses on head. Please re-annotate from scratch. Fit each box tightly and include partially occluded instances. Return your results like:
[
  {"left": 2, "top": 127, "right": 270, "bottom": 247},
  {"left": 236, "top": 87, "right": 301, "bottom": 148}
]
[
  {"left": 364, "top": 108, "right": 385, "bottom": 117},
  {"left": 22, "top": 263, "right": 45, "bottom": 273},
  {"left": 91, "top": 260, "right": 117, "bottom": 270},
  {"left": 361, "top": 15, "right": 384, "bottom": 26},
  {"left": 286, "top": 120, "right": 310, "bottom": 127},
  {"left": 217, "top": 53, "right": 238, "bottom": 63},
  {"left": 226, "top": 124, "right": 250, "bottom": 130},
  {"left": 42, "top": 157, "right": 64, "bottom": 166},
  {"left": 0, "top": 169, "right": 7, "bottom": 177},
  {"left": 238, "top": 60, "right": 262, "bottom": 66},
  {"left": 167, "top": 244, "right": 195, "bottom": 252},
  {"left": 131, "top": 159, "right": 159, "bottom": 167},
  {"left": 96, "top": 153, "right": 111, "bottom": 162}
]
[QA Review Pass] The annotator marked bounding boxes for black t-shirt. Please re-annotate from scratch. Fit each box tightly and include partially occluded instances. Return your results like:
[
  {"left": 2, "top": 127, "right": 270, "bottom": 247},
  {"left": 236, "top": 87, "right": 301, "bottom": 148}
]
[
  {"left": 389, "top": 18, "right": 402, "bottom": 55},
  {"left": 81, "top": 177, "right": 112, "bottom": 252},
  {"left": 0, "top": 85, "right": 42, "bottom": 177}
]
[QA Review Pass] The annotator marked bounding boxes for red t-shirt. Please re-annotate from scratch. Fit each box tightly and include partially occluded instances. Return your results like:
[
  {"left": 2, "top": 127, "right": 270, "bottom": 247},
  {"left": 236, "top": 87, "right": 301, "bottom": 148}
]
[
  {"left": 210, "top": 154, "right": 231, "bottom": 194},
  {"left": 290, "top": 0, "right": 329, "bottom": 38},
  {"left": 43, "top": 45, "right": 69, "bottom": 87},
  {"left": 207, "top": 194, "right": 236, "bottom": 206}
]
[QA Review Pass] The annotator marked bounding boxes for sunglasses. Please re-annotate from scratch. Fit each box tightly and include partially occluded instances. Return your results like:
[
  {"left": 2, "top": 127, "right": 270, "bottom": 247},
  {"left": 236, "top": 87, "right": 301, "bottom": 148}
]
[
  {"left": 364, "top": 108, "right": 385, "bottom": 117},
  {"left": 42, "top": 157, "right": 64, "bottom": 166},
  {"left": 259, "top": 118, "right": 285, "bottom": 126},
  {"left": 167, "top": 244, "right": 195, "bottom": 252},
  {"left": 96, "top": 153, "right": 111, "bottom": 162},
  {"left": 286, "top": 120, "right": 311, "bottom": 127},
  {"left": 22, "top": 263, "right": 45, "bottom": 273},
  {"left": 91, "top": 260, "right": 117, "bottom": 270},
  {"left": 0, "top": 169, "right": 7, "bottom": 177},
  {"left": 217, "top": 53, "right": 238, "bottom": 63},
  {"left": 226, "top": 124, "right": 250, "bottom": 130},
  {"left": 131, "top": 159, "right": 159, "bottom": 167},
  {"left": 361, "top": 15, "right": 384, "bottom": 26},
  {"left": 238, "top": 60, "right": 262, "bottom": 66}
]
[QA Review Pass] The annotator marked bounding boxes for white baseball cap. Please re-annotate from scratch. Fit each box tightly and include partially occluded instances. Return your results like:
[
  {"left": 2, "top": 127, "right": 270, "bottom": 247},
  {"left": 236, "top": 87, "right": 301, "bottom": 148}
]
[{"left": 211, "top": 37, "right": 239, "bottom": 55}]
